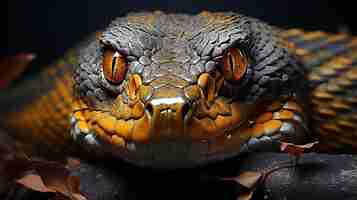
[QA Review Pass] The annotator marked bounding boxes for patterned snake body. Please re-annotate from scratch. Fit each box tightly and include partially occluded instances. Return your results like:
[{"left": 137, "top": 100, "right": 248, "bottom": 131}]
[{"left": 1, "top": 12, "right": 357, "bottom": 168}]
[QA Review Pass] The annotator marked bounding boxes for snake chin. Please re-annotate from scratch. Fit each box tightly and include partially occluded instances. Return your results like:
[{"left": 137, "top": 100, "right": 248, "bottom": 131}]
[
  {"left": 69, "top": 110, "right": 278, "bottom": 168},
  {"left": 69, "top": 95, "right": 303, "bottom": 168}
]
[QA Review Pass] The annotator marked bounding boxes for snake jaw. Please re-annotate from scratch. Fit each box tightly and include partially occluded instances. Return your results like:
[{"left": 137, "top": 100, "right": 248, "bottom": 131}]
[
  {"left": 70, "top": 113, "right": 103, "bottom": 150},
  {"left": 71, "top": 11, "right": 309, "bottom": 167},
  {"left": 237, "top": 98, "right": 310, "bottom": 154},
  {"left": 70, "top": 90, "right": 309, "bottom": 167},
  {"left": 71, "top": 69, "right": 260, "bottom": 167},
  {"left": 71, "top": 62, "right": 309, "bottom": 167}
]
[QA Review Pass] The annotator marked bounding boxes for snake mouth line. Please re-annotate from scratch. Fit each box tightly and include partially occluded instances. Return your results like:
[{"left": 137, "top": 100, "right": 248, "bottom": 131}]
[
  {"left": 70, "top": 96, "right": 301, "bottom": 167},
  {"left": 71, "top": 107, "right": 279, "bottom": 151},
  {"left": 71, "top": 100, "right": 247, "bottom": 143},
  {"left": 70, "top": 111, "right": 283, "bottom": 168}
]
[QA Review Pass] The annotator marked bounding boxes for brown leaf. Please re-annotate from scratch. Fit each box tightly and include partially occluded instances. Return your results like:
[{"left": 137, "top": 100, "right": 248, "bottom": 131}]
[
  {"left": 32, "top": 161, "right": 71, "bottom": 195},
  {"left": 222, "top": 171, "right": 262, "bottom": 200},
  {"left": 223, "top": 171, "right": 262, "bottom": 190},
  {"left": 0, "top": 138, "right": 86, "bottom": 200},
  {"left": 67, "top": 176, "right": 86, "bottom": 200},
  {"left": 14, "top": 160, "right": 87, "bottom": 200},
  {"left": 71, "top": 193, "right": 88, "bottom": 200},
  {"left": 35, "top": 161, "right": 87, "bottom": 200},
  {"left": 280, "top": 141, "right": 319, "bottom": 156},
  {"left": 236, "top": 171, "right": 262, "bottom": 189},
  {"left": 237, "top": 192, "right": 253, "bottom": 200},
  {"left": 67, "top": 176, "right": 81, "bottom": 193},
  {"left": 16, "top": 174, "right": 55, "bottom": 193}
]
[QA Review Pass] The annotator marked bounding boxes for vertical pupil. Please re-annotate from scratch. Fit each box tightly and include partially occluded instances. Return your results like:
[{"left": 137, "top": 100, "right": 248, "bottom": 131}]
[
  {"left": 111, "top": 56, "right": 117, "bottom": 79},
  {"left": 228, "top": 53, "right": 234, "bottom": 70}
]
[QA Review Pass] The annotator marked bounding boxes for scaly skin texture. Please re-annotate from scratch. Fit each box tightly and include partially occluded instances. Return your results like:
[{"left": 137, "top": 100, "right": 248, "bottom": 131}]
[
  {"left": 0, "top": 11, "right": 356, "bottom": 168},
  {"left": 282, "top": 29, "right": 357, "bottom": 151},
  {"left": 0, "top": 51, "right": 77, "bottom": 156}
]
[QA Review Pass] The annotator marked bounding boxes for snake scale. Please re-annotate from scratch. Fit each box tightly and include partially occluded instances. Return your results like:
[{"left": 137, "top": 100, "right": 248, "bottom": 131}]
[{"left": 1, "top": 11, "right": 357, "bottom": 168}]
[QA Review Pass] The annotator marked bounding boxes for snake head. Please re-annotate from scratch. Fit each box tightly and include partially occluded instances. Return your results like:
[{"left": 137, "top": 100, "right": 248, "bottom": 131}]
[{"left": 71, "top": 11, "right": 308, "bottom": 168}]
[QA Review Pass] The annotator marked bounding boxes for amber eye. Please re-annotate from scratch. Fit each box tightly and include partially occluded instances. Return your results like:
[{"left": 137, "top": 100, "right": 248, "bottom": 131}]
[
  {"left": 223, "top": 48, "right": 248, "bottom": 82},
  {"left": 102, "top": 49, "right": 127, "bottom": 84}
]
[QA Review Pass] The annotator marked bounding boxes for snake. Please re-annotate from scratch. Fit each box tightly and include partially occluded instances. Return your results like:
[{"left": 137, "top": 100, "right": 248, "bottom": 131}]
[{"left": 1, "top": 11, "right": 357, "bottom": 168}]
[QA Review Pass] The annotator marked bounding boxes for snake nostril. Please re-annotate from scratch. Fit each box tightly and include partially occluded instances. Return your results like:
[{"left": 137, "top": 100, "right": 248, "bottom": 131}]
[
  {"left": 145, "top": 98, "right": 190, "bottom": 121},
  {"left": 145, "top": 103, "right": 154, "bottom": 117},
  {"left": 181, "top": 103, "right": 190, "bottom": 120}
]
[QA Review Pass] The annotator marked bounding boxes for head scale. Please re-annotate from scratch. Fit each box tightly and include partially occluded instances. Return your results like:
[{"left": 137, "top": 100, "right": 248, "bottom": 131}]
[{"left": 73, "top": 11, "right": 305, "bottom": 167}]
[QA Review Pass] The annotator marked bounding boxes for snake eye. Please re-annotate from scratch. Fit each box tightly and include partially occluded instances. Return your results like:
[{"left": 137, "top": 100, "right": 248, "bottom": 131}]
[
  {"left": 222, "top": 48, "right": 248, "bottom": 82},
  {"left": 102, "top": 49, "right": 127, "bottom": 84}
]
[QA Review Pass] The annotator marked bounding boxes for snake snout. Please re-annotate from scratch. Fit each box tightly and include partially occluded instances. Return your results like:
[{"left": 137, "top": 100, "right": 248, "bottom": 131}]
[
  {"left": 145, "top": 97, "right": 190, "bottom": 121},
  {"left": 145, "top": 91, "right": 191, "bottom": 139}
]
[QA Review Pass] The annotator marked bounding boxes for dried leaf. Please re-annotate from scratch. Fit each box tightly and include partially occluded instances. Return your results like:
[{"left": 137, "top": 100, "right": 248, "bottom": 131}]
[
  {"left": 67, "top": 176, "right": 81, "bottom": 193},
  {"left": 221, "top": 171, "right": 262, "bottom": 200},
  {"left": 32, "top": 161, "right": 71, "bottom": 195},
  {"left": 0, "top": 135, "right": 87, "bottom": 199},
  {"left": 8, "top": 158, "right": 87, "bottom": 200},
  {"left": 237, "top": 192, "right": 253, "bottom": 200},
  {"left": 280, "top": 141, "right": 319, "bottom": 156},
  {"left": 33, "top": 161, "right": 87, "bottom": 200},
  {"left": 71, "top": 193, "right": 88, "bottom": 200},
  {"left": 16, "top": 174, "right": 55, "bottom": 193},
  {"left": 237, "top": 171, "right": 262, "bottom": 189},
  {"left": 222, "top": 171, "right": 262, "bottom": 190}
]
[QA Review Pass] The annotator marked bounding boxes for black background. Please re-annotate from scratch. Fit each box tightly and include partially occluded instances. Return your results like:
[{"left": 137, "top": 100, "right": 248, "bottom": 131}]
[{"left": 3, "top": 0, "right": 356, "bottom": 66}]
